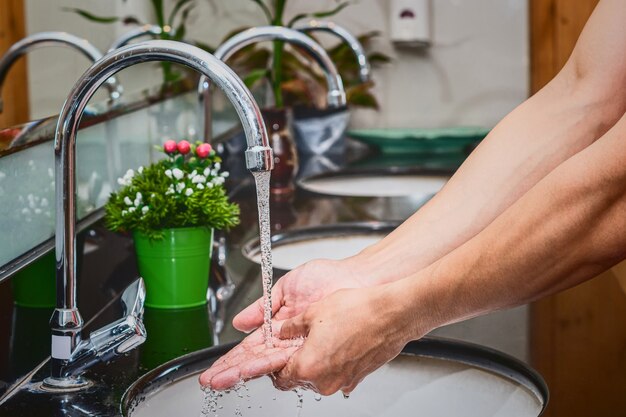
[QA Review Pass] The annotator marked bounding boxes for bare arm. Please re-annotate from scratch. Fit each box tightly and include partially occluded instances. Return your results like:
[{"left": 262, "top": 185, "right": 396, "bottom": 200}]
[
  {"left": 355, "top": 0, "right": 626, "bottom": 285},
  {"left": 271, "top": 112, "right": 626, "bottom": 395},
  {"left": 230, "top": 0, "right": 626, "bottom": 333},
  {"left": 394, "top": 112, "right": 626, "bottom": 333}
]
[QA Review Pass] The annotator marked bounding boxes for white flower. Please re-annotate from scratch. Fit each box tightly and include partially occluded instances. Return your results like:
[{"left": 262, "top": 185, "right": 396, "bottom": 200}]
[
  {"left": 191, "top": 175, "right": 206, "bottom": 184},
  {"left": 206, "top": 182, "right": 214, "bottom": 189},
  {"left": 150, "top": 193, "right": 156, "bottom": 198},
  {"left": 124, "top": 196, "right": 133, "bottom": 206},
  {"left": 214, "top": 162, "right": 221, "bottom": 170},
  {"left": 128, "top": 207, "right": 136, "bottom": 213},
  {"left": 212, "top": 177, "right": 225, "bottom": 186},
  {"left": 142, "top": 206, "right": 149, "bottom": 214},
  {"left": 172, "top": 168, "right": 184, "bottom": 180},
  {"left": 189, "top": 170, "right": 198, "bottom": 179},
  {"left": 185, "top": 188, "right": 193, "bottom": 196},
  {"left": 122, "top": 210, "right": 128, "bottom": 216},
  {"left": 220, "top": 171, "right": 229, "bottom": 178},
  {"left": 196, "top": 183, "right": 205, "bottom": 190},
  {"left": 165, "top": 169, "right": 173, "bottom": 179},
  {"left": 138, "top": 166, "right": 144, "bottom": 174},
  {"left": 176, "top": 182, "right": 186, "bottom": 193},
  {"left": 203, "top": 168, "right": 211, "bottom": 177},
  {"left": 134, "top": 192, "right": 143, "bottom": 207}
]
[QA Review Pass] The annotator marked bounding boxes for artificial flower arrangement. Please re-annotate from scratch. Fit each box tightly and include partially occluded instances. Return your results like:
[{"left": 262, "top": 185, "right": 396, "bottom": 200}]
[
  {"left": 105, "top": 140, "right": 240, "bottom": 241},
  {"left": 105, "top": 140, "right": 240, "bottom": 309}
]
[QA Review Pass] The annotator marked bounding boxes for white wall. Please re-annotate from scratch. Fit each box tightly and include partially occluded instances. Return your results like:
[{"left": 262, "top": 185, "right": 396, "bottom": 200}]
[{"left": 23, "top": 0, "right": 528, "bottom": 128}]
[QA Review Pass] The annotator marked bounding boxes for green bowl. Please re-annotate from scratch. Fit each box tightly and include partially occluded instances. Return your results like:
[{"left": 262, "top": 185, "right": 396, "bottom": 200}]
[{"left": 348, "top": 127, "right": 490, "bottom": 155}]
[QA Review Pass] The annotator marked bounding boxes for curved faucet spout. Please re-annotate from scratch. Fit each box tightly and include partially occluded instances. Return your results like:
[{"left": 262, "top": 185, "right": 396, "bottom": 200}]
[
  {"left": 198, "top": 26, "right": 346, "bottom": 142},
  {"left": 49, "top": 40, "right": 272, "bottom": 388},
  {"left": 295, "top": 20, "right": 371, "bottom": 84},
  {"left": 0, "top": 32, "right": 122, "bottom": 113},
  {"left": 108, "top": 24, "right": 176, "bottom": 52}
]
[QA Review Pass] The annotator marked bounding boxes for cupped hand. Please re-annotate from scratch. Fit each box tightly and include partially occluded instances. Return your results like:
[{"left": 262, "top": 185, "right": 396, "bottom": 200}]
[
  {"left": 232, "top": 258, "right": 367, "bottom": 333},
  {"left": 199, "top": 321, "right": 302, "bottom": 389},
  {"left": 272, "top": 285, "right": 416, "bottom": 395}
]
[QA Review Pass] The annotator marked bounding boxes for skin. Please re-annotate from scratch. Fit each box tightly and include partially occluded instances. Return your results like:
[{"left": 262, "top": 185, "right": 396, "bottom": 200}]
[{"left": 200, "top": 0, "right": 626, "bottom": 394}]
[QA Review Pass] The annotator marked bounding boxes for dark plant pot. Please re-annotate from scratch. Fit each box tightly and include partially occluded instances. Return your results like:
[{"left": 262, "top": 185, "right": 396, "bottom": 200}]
[{"left": 133, "top": 227, "right": 213, "bottom": 309}]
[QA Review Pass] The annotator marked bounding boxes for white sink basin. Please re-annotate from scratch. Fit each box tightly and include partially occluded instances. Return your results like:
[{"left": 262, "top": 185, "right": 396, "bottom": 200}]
[
  {"left": 298, "top": 171, "right": 449, "bottom": 198},
  {"left": 124, "top": 339, "right": 547, "bottom": 417},
  {"left": 242, "top": 223, "right": 396, "bottom": 271}
]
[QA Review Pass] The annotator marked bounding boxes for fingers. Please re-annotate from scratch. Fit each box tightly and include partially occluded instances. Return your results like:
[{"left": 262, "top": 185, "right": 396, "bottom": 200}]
[
  {"left": 279, "top": 313, "right": 310, "bottom": 340},
  {"left": 199, "top": 345, "right": 300, "bottom": 390},
  {"left": 233, "top": 280, "right": 284, "bottom": 332}
]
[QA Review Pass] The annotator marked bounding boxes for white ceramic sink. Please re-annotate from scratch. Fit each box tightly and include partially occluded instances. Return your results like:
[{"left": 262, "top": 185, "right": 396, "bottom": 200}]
[
  {"left": 298, "top": 172, "right": 449, "bottom": 198},
  {"left": 125, "top": 340, "right": 546, "bottom": 417},
  {"left": 242, "top": 223, "right": 396, "bottom": 271}
]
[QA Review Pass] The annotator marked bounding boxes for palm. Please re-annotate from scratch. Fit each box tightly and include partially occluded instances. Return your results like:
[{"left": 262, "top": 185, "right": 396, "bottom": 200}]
[{"left": 233, "top": 259, "right": 365, "bottom": 332}]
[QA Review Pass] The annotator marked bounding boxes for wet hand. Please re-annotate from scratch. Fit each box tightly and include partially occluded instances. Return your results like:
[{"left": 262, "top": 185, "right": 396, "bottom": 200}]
[
  {"left": 273, "top": 285, "right": 417, "bottom": 395},
  {"left": 232, "top": 259, "right": 366, "bottom": 333},
  {"left": 198, "top": 321, "right": 302, "bottom": 389}
]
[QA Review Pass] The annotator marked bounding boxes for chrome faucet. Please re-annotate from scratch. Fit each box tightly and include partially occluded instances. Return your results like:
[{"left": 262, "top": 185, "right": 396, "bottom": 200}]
[
  {"left": 0, "top": 32, "right": 123, "bottom": 114},
  {"left": 198, "top": 25, "right": 347, "bottom": 141},
  {"left": 295, "top": 20, "right": 371, "bottom": 84},
  {"left": 45, "top": 39, "right": 273, "bottom": 390},
  {"left": 108, "top": 24, "right": 176, "bottom": 52}
]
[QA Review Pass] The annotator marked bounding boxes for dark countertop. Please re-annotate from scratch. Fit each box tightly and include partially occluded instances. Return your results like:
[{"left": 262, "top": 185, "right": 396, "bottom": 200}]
[{"left": 0, "top": 143, "right": 463, "bottom": 416}]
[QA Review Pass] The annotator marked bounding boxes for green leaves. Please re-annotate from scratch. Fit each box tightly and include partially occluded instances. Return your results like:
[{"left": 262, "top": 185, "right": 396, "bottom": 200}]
[
  {"left": 287, "top": 1, "right": 351, "bottom": 27},
  {"left": 105, "top": 146, "right": 240, "bottom": 241},
  {"left": 63, "top": 8, "right": 120, "bottom": 24},
  {"left": 248, "top": 0, "right": 274, "bottom": 24}
]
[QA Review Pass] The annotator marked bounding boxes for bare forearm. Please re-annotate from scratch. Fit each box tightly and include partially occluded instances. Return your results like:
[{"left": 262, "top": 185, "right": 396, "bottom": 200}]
[
  {"left": 352, "top": 0, "right": 626, "bottom": 286},
  {"left": 393, "top": 114, "right": 626, "bottom": 337}
]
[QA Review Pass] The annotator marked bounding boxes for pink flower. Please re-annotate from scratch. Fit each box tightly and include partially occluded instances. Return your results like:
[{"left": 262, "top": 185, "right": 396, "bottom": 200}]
[
  {"left": 196, "top": 143, "right": 212, "bottom": 158},
  {"left": 177, "top": 140, "right": 191, "bottom": 155},
  {"left": 163, "top": 140, "right": 177, "bottom": 154}
]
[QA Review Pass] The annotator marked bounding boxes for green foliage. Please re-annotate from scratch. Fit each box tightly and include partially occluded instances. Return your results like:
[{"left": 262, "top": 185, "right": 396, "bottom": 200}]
[
  {"left": 104, "top": 143, "right": 239, "bottom": 241},
  {"left": 67, "top": 0, "right": 215, "bottom": 85},
  {"left": 239, "top": 0, "right": 390, "bottom": 109}
]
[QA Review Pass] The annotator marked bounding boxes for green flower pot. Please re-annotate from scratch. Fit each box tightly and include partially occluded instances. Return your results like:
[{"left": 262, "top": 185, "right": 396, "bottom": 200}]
[
  {"left": 133, "top": 227, "right": 213, "bottom": 309},
  {"left": 11, "top": 252, "right": 56, "bottom": 308}
]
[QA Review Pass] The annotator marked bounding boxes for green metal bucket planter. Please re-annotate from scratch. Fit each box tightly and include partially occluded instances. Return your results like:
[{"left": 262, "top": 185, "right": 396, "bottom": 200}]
[{"left": 133, "top": 227, "right": 213, "bottom": 309}]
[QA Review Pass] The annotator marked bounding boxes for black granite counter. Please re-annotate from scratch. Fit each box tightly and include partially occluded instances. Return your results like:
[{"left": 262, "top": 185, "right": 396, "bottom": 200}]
[{"left": 0, "top": 144, "right": 463, "bottom": 416}]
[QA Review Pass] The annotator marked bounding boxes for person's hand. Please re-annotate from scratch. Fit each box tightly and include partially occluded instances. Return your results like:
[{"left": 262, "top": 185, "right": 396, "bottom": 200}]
[
  {"left": 199, "top": 258, "right": 369, "bottom": 389},
  {"left": 232, "top": 258, "right": 367, "bottom": 333},
  {"left": 198, "top": 322, "right": 302, "bottom": 389},
  {"left": 272, "top": 284, "right": 420, "bottom": 395}
]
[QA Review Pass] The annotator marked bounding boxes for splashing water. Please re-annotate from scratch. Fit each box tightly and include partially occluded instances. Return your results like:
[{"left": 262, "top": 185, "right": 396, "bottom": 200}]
[{"left": 252, "top": 171, "right": 274, "bottom": 347}]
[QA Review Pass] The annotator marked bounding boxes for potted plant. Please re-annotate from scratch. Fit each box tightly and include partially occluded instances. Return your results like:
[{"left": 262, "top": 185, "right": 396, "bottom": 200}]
[{"left": 104, "top": 139, "right": 239, "bottom": 309}]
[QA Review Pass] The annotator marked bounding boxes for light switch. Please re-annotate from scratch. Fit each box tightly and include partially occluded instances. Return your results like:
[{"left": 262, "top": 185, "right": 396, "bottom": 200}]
[{"left": 390, "top": 0, "right": 432, "bottom": 47}]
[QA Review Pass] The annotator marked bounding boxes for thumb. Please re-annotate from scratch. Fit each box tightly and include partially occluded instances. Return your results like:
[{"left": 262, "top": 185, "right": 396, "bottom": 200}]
[
  {"left": 233, "top": 283, "right": 284, "bottom": 333},
  {"left": 280, "top": 312, "right": 310, "bottom": 340}
]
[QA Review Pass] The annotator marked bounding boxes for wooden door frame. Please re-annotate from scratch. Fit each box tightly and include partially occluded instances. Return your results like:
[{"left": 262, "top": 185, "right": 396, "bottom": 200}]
[{"left": 0, "top": 0, "right": 29, "bottom": 129}]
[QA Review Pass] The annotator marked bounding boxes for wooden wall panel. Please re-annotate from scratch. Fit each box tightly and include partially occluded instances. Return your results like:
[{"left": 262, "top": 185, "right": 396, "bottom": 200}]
[
  {"left": 0, "top": 0, "right": 29, "bottom": 128},
  {"left": 529, "top": 1, "right": 626, "bottom": 416}
]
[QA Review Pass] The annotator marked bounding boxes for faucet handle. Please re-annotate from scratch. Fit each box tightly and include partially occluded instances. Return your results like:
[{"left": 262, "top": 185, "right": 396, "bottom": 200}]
[{"left": 121, "top": 277, "right": 146, "bottom": 319}]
